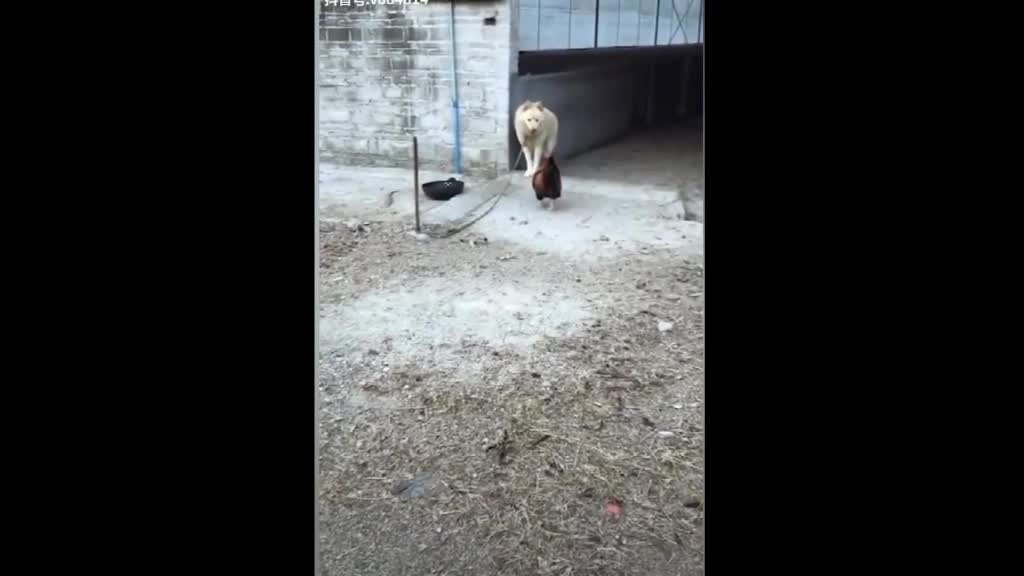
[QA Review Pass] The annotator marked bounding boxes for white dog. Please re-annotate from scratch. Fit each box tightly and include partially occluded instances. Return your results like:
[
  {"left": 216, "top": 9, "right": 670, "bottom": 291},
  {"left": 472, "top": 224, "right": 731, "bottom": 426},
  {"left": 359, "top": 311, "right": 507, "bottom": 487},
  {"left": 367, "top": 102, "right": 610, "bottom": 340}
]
[{"left": 514, "top": 100, "right": 559, "bottom": 179}]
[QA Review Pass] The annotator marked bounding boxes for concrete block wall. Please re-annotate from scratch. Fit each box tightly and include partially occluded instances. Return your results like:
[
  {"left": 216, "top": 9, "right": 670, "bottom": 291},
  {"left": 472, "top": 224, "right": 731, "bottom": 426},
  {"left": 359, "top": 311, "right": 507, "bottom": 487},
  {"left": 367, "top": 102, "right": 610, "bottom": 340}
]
[{"left": 319, "top": 1, "right": 512, "bottom": 177}]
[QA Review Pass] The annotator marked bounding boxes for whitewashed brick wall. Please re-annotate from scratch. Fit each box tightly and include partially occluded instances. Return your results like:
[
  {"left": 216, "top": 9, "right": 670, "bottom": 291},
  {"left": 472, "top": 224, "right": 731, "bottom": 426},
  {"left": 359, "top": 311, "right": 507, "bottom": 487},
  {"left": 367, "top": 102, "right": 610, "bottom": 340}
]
[{"left": 319, "top": 1, "right": 513, "bottom": 177}]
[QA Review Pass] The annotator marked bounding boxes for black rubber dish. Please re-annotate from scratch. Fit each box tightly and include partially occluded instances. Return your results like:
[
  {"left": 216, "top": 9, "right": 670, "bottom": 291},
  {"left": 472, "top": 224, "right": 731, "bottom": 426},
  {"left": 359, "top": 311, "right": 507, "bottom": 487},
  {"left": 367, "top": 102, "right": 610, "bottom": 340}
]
[{"left": 422, "top": 178, "right": 465, "bottom": 201}]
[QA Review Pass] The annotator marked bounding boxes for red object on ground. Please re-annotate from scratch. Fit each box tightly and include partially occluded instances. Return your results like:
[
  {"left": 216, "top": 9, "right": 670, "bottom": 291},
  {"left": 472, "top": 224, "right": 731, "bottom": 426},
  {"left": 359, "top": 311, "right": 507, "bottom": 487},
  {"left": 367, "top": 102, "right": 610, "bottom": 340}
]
[
  {"left": 532, "top": 155, "right": 562, "bottom": 201},
  {"left": 605, "top": 499, "right": 624, "bottom": 517}
]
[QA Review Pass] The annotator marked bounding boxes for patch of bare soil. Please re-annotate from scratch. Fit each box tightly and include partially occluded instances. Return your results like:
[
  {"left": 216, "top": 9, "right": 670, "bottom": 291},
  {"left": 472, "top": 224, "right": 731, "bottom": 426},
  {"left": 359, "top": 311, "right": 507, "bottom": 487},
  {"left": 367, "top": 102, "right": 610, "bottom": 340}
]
[{"left": 319, "top": 218, "right": 704, "bottom": 575}]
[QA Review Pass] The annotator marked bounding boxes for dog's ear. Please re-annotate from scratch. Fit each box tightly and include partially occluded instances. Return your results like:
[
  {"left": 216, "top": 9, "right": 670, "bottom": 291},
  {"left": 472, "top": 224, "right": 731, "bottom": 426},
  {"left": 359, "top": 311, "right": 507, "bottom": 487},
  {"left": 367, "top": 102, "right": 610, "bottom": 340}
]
[{"left": 534, "top": 101, "right": 544, "bottom": 111}]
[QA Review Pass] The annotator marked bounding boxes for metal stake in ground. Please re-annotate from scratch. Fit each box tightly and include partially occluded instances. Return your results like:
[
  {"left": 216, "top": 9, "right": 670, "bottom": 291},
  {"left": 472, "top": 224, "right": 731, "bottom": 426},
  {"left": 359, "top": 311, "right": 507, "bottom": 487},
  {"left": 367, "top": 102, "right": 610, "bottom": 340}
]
[{"left": 413, "top": 136, "right": 420, "bottom": 233}]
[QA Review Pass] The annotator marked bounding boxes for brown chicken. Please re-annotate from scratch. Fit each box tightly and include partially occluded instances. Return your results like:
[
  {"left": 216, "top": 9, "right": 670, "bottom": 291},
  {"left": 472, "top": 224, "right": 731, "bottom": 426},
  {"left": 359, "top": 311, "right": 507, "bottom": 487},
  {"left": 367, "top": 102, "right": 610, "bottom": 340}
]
[{"left": 532, "top": 155, "right": 562, "bottom": 206}]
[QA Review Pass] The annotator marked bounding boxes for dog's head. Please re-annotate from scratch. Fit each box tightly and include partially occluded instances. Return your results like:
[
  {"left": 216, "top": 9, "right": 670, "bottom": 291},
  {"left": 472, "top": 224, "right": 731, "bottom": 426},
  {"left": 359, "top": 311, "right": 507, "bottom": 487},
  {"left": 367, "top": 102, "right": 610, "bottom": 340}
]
[{"left": 520, "top": 101, "right": 546, "bottom": 135}]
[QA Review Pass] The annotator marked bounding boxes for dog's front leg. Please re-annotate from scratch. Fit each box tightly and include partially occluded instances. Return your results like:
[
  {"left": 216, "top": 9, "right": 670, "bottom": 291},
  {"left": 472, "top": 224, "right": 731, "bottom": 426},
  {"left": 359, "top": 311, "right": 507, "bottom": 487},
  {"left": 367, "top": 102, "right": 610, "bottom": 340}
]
[
  {"left": 523, "top": 146, "right": 535, "bottom": 177},
  {"left": 532, "top": 145, "right": 548, "bottom": 177}
]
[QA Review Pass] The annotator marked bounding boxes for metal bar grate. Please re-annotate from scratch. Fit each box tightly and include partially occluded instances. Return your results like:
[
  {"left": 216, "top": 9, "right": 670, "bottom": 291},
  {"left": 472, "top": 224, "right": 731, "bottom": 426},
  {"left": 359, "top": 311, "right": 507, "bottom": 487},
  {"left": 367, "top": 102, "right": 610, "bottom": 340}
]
[{"left": 519, "top": 0, "right": 703, "bottom": 52}]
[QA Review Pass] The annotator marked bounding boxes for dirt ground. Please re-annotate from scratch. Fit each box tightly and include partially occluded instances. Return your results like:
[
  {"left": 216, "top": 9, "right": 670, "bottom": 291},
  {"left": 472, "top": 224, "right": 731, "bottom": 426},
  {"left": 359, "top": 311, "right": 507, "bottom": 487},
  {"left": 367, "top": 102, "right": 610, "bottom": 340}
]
[{"left": 318, "top": 127, "right": 704, "bottom": 575}]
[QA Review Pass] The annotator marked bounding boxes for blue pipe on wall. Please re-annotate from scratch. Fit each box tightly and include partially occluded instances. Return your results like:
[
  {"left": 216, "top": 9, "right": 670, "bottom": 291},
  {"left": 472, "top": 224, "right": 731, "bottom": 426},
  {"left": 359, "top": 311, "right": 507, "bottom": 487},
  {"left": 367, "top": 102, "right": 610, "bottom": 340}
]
[{"left": 448, "top": 1, "right": 462, "bottom": 175}]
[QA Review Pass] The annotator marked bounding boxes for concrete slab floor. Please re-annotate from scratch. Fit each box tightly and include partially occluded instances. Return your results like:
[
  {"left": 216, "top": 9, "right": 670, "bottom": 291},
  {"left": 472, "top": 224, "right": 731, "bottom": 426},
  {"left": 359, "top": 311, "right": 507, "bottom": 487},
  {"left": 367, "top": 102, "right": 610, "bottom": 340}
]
[
  {"left": 319, "top": 123, "right": 704, "bottom": 255},
  {"left": 558, "top": 122, "right": 704, "bottom": 223},
  {"left": 320, "top": 173, "right": 701, "bottom": 261},
  {"left": 557, "top": 122, "right": 703, "bottom": 192},
  {"left": 318, "top": 163, "right": 472, "bottom": 224}
]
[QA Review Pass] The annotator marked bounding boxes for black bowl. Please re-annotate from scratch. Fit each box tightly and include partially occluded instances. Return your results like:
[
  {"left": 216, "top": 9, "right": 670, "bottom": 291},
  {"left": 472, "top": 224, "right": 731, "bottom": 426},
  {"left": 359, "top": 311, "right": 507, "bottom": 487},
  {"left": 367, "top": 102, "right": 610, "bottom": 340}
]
[{"left": 422, "top": 178, "right": 465, "bottom": 201}]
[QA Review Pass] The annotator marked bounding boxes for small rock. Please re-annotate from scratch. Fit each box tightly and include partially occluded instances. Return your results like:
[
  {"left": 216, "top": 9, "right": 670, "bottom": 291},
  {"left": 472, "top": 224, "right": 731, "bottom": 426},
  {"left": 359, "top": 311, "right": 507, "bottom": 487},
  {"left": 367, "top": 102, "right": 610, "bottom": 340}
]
[
  {"left": 599, "top": 235, "right": 610, "bottom": 242},
  {"left": 665, "top": 294, "right": 682, "bottom": 301},
  {"left": 657, "top": 431, "right": 675, "bottom": 438},
  {"left": 658, "top": 321, "right": 674, "bottom": 332},
  {"left": 672, "top": 403, "right": 684, "bottom": 410},
  {"left": 531, "top": 372, "right": 541, "bottom": 378},
  {"left": 519, "top": 220, "right": 529, "bottom": 225},
  {"left": 684, "top": 497, "right": 702, "bottom": 508},
  {"left": 391, "top": 475, "right": 438, "bottom": 499}
]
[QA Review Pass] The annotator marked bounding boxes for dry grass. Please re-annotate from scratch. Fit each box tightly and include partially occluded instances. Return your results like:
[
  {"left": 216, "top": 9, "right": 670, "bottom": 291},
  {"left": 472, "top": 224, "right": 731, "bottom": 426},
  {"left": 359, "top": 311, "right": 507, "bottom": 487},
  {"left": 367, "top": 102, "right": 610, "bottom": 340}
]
[{"left": 319, "top": 220, "right": 704, "bottom": 575}]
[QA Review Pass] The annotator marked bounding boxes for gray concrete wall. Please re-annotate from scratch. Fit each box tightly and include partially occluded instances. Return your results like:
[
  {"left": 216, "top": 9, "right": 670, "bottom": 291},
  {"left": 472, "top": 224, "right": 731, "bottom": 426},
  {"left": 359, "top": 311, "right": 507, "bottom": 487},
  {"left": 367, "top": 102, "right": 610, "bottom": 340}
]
[
  {"left": 509, "top": 64, "right": 635, "bottom": 169},
  {"left": 517, "top": 44, "right": 699, "bottom": 75},
  {"left": 319, "top": 2, "right": 512, "bottom": 177}
]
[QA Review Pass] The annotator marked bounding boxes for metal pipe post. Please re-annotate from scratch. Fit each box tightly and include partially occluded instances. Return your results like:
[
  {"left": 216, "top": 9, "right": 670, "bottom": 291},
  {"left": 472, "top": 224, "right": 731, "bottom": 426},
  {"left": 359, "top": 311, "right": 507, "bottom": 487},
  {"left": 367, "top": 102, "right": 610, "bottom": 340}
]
[{"left": 413, "top": 136, "right": 420, "bottom": 233}]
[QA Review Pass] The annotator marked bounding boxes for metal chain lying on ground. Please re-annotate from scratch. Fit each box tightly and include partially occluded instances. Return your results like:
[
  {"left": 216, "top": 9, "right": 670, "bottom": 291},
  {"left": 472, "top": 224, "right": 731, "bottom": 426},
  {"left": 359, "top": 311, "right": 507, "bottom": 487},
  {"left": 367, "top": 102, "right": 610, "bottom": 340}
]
[{"left": 419, "top": 178, "right": 512, "bottom": 239}]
